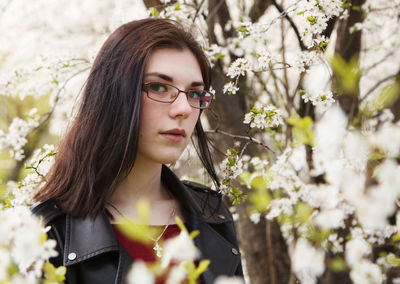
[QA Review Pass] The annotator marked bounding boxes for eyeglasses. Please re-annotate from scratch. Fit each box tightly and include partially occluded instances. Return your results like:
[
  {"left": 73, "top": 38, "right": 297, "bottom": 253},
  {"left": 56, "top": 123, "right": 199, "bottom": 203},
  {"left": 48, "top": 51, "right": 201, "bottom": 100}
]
[{"left": 142, "top": 82, "right": 214, "bottom": 109}]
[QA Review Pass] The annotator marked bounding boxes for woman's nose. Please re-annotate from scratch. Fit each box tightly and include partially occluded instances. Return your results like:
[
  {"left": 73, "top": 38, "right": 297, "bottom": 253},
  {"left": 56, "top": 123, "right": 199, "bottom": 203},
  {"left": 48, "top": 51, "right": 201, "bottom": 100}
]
[{"left": 169, "top": 92, "right": 193, "bottom": 118}]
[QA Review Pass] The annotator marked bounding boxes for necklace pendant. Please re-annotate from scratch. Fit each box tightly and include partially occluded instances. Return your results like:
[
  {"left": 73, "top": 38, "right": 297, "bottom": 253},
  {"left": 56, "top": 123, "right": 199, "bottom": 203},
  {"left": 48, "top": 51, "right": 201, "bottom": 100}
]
[{"left": 153, "top": 242, "right": 162, "bottom": 258}]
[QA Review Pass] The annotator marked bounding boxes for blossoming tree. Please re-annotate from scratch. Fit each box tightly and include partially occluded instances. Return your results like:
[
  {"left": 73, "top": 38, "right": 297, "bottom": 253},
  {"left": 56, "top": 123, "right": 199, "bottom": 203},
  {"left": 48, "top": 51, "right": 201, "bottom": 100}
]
[{"left": 1, "top": 0, "right": 400, "bottom": 283}]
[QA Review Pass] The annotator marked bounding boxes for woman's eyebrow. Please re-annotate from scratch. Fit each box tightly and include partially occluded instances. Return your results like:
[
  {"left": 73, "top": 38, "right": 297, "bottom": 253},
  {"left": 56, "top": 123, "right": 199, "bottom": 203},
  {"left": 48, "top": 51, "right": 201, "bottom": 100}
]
[{"left": 144, "top": 72, "right": 204, "bottom": 87}]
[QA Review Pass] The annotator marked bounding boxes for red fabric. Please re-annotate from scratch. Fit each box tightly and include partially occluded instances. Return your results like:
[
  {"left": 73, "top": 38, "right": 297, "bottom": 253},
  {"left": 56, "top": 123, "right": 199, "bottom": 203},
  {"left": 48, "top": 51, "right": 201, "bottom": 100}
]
[
  {"left": 112, "top": 224, "right": 183, "bottom": 284},
  {"left": 112, "top": 224, "right": 181, "bottom": 263}
]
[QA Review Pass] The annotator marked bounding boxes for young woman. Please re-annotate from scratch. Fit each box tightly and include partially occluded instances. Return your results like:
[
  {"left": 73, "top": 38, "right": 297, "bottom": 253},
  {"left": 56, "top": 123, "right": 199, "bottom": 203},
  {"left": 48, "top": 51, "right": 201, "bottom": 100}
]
[{"left": 32, "top": 18, "right": 243, "bottom": 283}]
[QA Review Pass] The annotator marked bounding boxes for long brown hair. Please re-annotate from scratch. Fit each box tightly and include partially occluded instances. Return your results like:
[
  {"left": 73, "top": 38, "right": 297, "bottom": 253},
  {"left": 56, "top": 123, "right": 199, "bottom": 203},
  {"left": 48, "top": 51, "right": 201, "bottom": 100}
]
[{"left": 35, "top": 18, "right": 219, "bottom": 218}]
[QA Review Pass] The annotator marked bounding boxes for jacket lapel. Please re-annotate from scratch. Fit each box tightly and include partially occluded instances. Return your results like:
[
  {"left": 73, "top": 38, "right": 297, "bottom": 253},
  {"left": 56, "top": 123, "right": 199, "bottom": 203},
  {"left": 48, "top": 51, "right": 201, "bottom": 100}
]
[
  {"left": 161, "top": 166, "right": 241, "bottom": 283},
  {"left": 63, "top": 212, "right": 120, "bottom": 266}
]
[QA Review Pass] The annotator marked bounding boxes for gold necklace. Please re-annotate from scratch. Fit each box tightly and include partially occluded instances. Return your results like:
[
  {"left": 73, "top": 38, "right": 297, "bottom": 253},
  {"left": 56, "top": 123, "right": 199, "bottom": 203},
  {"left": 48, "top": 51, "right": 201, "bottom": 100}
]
[{"left": 109, "top": 203, "right": 176, "bottom": 258}]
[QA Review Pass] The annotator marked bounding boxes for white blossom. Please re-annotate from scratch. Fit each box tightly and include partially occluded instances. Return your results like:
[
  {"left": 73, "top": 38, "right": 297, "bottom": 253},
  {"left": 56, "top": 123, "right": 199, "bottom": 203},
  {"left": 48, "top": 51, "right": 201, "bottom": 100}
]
[
  {"left": 227, "top": 58, "right": 250, "bottom": 78},
  {"left": 0, "top": 206, "right": 58, "bottom": 279},
  {"left": 166, "top": 265, "right": 187, "bottom": 284},
  {"left": 161, "top": 230, "right": 199, "bottom": 269},
  {"left": 243, "top": 104, "right": 283, "bottom": 129},
  {"left": 223, "top": 81, "right": 239, "bottom": 95},
  {"left": 291, "top": 238, "right": 325, "bottom": 284},
  {"left": 215, "top": 275, "right": 245, "bottom": 284},
  {"left": 349, "top": 260, "right": 384, "bottom": 284},
  {"left": 126, "top": 261, "right": 155, "bottom": 284}
]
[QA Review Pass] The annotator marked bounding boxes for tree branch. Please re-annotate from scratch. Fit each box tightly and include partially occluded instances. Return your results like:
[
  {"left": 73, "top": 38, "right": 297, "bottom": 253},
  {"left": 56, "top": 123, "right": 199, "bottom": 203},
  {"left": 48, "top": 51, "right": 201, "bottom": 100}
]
[
  {"left": 205, "top": 128, "right": 274, "bottom": 153},
  {"left": 271, "top": 0, "right": 306, "bottom": 51},
  {"left": 249, "top": 0, "right": 272, "bottom": 23},
  {"left": 361, "top": 72, "right": 400, "bottom": 102}
]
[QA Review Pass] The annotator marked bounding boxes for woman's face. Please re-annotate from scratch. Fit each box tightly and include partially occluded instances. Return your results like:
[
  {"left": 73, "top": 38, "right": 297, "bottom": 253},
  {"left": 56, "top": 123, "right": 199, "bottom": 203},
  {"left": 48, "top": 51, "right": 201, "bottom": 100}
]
[{"left": 137, "top": 48, "right": 203, "bottom": 165}]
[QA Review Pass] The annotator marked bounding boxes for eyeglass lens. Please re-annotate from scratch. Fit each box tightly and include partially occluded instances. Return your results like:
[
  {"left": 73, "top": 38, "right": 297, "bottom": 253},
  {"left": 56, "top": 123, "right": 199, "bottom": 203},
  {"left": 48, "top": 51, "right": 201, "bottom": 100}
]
[{"left": 145, "top": 82, "right": 212, "bottom": 109}]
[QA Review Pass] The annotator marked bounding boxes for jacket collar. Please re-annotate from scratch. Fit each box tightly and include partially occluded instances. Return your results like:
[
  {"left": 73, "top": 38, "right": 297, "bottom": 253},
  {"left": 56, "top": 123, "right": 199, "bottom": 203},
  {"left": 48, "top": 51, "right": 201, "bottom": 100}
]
[{"left": 64, "top": 165, "right": 240, "bottom": 282}]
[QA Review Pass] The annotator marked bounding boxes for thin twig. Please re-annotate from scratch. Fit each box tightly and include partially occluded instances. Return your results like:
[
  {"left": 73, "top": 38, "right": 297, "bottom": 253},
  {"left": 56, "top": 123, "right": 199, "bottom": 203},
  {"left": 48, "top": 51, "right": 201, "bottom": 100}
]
[
  {"left": 192, "top": 0, "right": 206, "bottom": 23},
  {"left": 271, "top": 0, "right": 306, "bottom": 50},
  {"left": 360, "top": 72, "right": 399, "bottom": 102},
  {"left": 32, "top": 66, "right": 91, "bottom": 132},
  {"left": 239, "top": 140, "right": 251, "bottom": 159},
  {"left": 205, "top": 128, "right": 274, "bottom": 153},
  {"left": 266, "top": 220, "right": 277, "bottom": 284},
  {"left": 363, "top": 50, "right": 395, "bottom": 75},
  {"left": 206, "top": 0, "right": 225, "bottom": 24}
]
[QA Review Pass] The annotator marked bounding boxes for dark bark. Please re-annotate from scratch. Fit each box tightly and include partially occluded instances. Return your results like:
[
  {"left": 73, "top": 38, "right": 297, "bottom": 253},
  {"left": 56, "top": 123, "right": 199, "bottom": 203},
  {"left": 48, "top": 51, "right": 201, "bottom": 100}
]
[
  {"left": 142, "top": 0, "right": 163, "bottom": 10},
  {"left": 271, "top": 0, "right": 306, "bottom": 51},
  {"left": 334, "top": 0, "right": 365, "bottom": 122},
  {"left": 249, "top": 0, "right": 272, "bottom": 23}
]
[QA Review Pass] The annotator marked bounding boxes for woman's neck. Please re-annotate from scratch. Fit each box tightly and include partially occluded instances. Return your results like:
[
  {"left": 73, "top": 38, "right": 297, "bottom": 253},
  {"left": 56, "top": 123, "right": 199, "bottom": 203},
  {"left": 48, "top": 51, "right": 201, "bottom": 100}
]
[
  {"left": 111, "top": 159, "right": 169, "bottom": 203},
  {"left": 107, "top": 158, "right": 181, "bottom": 224}
]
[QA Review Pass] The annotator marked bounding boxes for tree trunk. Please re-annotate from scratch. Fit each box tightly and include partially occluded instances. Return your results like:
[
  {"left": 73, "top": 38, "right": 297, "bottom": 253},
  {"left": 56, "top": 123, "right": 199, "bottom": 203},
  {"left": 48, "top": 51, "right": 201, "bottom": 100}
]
[{"left": 334, "top": 0, "right": 365, "bottom": 121}]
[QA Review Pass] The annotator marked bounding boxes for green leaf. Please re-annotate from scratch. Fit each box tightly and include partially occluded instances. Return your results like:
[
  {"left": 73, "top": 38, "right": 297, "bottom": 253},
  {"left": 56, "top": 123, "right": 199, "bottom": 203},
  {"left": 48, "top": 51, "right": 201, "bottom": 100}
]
[
  {"left": 249, "top": 192, "right": 271, "bottom": 212},
  {"left": 175, "top": 216, "right": 188, "bottom": 234},
  {"left": 307, "top": 16, "right": 316, "bottom": 25},
  {"left": 391, "top": 233, "right": 400, "bottom": 242},
  {"left": 194, "top": 260, "right": 210, "bottom": 278},
  {"left": 7, "top": 263, "right": 18, "bottom": 277},
  {"left": 250, "top": 176, "right": 268, "bottom": 191},
  {"left": 287, "top": 114, "right": 314, "bottom": 146},
  {"left": 329, "top": 256, "right": 346, "bottom": 272},
  {"left": 116, "top": 219, "right": 156, "bottom": 244},
  {"left": 296, "top": 202, "right": 313, "bottom": 223},
  {"left": 387, "top": 255, "right": 400, "bottom": 266},
  {"left": 372, "top": 83, "right": 400, "bottom": 111},
  {"left": 149, "top": 8, "right": 160, "bottom": 17},
  {"left": 43, "top": 262, "right": 66, "bottom": 283},
  {"left": 189, "top": 230, "right": 200, "bottom": 239},
  {"left": 329, "top": 55, "right": 361, "bottom": 95},
  {"left": 174, "top": 1, "right": 181, "bottom": 10}
]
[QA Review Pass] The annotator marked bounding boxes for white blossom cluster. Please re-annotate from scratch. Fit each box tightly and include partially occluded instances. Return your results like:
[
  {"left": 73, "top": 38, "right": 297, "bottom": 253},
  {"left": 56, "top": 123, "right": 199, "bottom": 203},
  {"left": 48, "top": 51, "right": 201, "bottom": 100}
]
[
  {"left": 243, "top": 104, "right": 284, "bottom": 129},
  {"left": 223, "top": 81, "right": 239, "bottom": 95},
  {"left": 0, "top": 56, "right": 78, "bottom": 101},
  {"left": 346, "top": 237, "right": 384, "bottom": 284},
  {"left": 257, "top": 48, "right": 277, "bottom": 70},
  {"left": 301, "top": 90, "right": 335, "bottom": 110},
  {"left": 0, "top": 206, "right": 58, "bottom": 283},
  {"left": 0, "top": 113, "right": 40, "bottom": 161},
  {"left": 294, "top": 0, "right": 345, "bottom": 47},
  {"left": 226, "top": 58, "right": 250, "bottom": 79},
  {"left": 126, "top": 230, "right": 200, "bottom": 284},
  {"left": 9, "top": 144, "right": 55, "bottom": 207},
  {"left": 293, "top": 50, "right": 320, "bottom": 74},
  {"left": 220, "top": 149, "right": 243, "bottom": 181}
]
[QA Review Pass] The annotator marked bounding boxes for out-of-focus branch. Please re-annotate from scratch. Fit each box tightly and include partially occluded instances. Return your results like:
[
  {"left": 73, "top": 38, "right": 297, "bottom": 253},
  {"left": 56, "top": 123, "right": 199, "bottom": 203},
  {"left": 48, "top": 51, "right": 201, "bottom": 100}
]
[
  {"left": 361, "top": 72, "right": 400, "bottom": 102},
  {"left": 142, "top": 0, "right": 163, "bottom": 9},
  {"left": 192, "top": 0, "right": 206, "bottom": 23},
  {"left": 249, "top": 0, "right": 272, "bottom": 23},
  {"left": 271, "top": 0, "right": 306, "bottom": 51},
  {"left": 363, "top": 50, "right": 396, "bottom": 75}
]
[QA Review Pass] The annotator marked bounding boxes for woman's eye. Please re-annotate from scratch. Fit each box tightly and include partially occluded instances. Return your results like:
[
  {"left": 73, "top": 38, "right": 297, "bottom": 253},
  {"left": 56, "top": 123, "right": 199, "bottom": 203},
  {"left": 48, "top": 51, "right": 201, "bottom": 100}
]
[
  {"left": 188, "top": 90, "right": 204, "bottom": 99},
  {"left": 149, "top": 83, "right": 167, "bottom": 92}
]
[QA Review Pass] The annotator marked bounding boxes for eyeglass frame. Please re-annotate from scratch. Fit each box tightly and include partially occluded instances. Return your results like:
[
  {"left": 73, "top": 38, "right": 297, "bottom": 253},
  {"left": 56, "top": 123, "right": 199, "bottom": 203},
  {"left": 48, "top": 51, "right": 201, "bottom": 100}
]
[{"left": 142, "top": 82, "right": 215, "bottom": 109}]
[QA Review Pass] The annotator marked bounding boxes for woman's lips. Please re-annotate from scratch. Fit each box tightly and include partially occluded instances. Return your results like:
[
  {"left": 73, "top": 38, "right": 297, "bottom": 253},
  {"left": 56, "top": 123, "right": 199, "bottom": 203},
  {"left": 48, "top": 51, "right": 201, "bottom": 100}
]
[{"left": 160, "top": 128, "right": 186, "bottom": 142}]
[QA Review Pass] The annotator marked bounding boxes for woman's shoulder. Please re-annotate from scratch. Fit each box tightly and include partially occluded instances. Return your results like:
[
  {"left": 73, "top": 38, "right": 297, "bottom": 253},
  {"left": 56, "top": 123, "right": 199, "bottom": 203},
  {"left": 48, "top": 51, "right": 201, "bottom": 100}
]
[
  {"left": 181, "top": 180, "right": 234, "bottom": 223},
  {"left": 31, "top": 199, "right": 66, "bottom": 226}
]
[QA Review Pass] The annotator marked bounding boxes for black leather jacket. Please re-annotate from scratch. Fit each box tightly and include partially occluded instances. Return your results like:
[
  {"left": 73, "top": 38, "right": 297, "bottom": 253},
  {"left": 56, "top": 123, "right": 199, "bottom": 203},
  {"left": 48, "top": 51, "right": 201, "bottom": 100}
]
[{"left": 32, "top": 166, "right": 243, "bottom": 284}]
